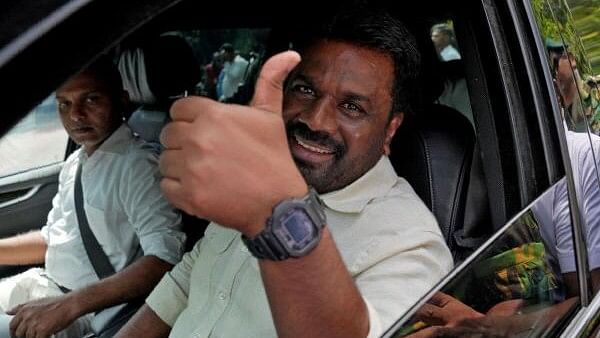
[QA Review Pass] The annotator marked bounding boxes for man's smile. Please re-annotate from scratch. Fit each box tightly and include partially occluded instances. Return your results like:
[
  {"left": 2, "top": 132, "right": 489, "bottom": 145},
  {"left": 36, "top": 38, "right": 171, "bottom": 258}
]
[
  {"left": 290, "top": 133, "right": 337, "bottom": 165},
  {"left": 294, "top": 134, "right": 335, "bottom": 154}
]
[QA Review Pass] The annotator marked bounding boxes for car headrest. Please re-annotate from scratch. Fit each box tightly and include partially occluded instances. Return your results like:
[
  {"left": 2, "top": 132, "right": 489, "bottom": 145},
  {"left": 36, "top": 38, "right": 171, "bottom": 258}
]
[
  {"left": 119, "top": 35, "right": 201, "bottom": 144},
  {"left": 143, "top": 35, "right": 201, "bottom": 102},
  {"left": 390, "top": 104, "right": 475, "bottom": 255},
  {"left": 119, "top": 35, "right": 201, "bottom": 106}
]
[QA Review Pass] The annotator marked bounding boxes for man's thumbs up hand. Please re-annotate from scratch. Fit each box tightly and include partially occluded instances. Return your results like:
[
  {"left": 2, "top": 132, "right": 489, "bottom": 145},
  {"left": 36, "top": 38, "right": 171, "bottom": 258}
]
[{"left": 159, "top": 51, "right": 307, "bottom": 236}]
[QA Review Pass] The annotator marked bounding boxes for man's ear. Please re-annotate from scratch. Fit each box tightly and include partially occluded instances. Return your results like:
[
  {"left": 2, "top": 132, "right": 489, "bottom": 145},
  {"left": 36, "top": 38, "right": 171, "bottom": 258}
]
[{"left": 383, "top": 113, "right": 404, "bottom": 155}]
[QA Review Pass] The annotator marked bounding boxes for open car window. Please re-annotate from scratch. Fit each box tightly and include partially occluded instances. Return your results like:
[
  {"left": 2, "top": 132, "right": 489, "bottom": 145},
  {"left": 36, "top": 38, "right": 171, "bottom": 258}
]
[{"left": 0, "top": 94, "right": 67, "bottom": 179}]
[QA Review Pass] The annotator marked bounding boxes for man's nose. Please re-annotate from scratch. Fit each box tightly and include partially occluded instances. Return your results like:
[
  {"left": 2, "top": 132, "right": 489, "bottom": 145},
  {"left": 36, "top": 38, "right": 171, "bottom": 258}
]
[
  {"left": 301, "top": 98, "right": 338, "bottom": 135},
  {"left": 68, "top": 102, "right": 86, "bottom": 122}
]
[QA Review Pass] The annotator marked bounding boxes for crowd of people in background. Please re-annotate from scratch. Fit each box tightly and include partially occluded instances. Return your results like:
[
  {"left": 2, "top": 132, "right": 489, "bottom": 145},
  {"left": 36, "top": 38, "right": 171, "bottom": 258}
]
[{"left": 199, "top": 42, "right": 260, "bottom": 103}]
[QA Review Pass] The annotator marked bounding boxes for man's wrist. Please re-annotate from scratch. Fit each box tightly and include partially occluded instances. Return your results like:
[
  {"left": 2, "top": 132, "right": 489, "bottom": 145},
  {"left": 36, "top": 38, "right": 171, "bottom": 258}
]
[
  {"left": 65, "top": 290, "right": 93, "bottom": 318},
  {"left": 243, "top": 182, "right": 309, "bottom": 238}
]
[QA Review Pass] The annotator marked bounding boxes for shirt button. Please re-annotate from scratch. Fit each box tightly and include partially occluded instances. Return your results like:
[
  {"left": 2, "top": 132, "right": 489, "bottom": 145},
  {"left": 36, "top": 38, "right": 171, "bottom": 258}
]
[
  {"left": 241, "top": 246, "right": 249, "bottom": 253},
  {"left": 218, "top": 291, "right": 227, "bottom": 301}
]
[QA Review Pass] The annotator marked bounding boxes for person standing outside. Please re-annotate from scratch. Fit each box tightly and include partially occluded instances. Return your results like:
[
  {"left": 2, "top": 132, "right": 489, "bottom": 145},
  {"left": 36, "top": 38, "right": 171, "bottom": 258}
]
[{"left": 217, "top": 43, "right": 249, "bottom": 102}]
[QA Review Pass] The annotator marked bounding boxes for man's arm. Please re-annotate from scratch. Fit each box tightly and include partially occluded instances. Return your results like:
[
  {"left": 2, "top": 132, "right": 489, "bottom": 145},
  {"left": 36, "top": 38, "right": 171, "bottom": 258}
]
[
  {"left": 8, "top": 255, "right": 172, "bottom": 338},
  {"left": 0, "top": 230, "right": 46, "bottom": 265},
  {"left": 260, "top": 228, "right": 369, "bottom": 338},
  {"left": 114, "top": 304, "right": 171, "bottom": 338},
  {"left": 62, "top": 255, "right": 172, "bottom": 315}
]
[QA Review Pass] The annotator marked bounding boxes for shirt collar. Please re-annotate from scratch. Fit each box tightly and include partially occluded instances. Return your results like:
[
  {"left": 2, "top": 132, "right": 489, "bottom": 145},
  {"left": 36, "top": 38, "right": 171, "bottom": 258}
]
[{"left": 320, "top": 156, "right": 398, "bottom": 214}]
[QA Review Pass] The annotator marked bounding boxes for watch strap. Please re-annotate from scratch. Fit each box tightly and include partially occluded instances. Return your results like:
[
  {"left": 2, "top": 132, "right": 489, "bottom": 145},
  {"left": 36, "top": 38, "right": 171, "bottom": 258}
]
[{"left": 242, "top": 229, "right": 289, "bottom": 261}]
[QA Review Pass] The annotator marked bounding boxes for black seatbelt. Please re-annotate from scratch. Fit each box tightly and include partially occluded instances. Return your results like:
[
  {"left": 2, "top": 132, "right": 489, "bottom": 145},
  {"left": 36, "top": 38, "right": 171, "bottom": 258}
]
[
  {"left": 74, "top": 164, "right": 116, "bottom": 279},
  {"left": 73, "top": 163, "right": 144, "bottom": 338}
]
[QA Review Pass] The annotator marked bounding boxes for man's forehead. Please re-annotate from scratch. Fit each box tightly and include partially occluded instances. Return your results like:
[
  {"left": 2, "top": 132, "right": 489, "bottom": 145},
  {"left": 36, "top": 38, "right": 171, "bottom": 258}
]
[
  {"left": 295, "top": 41, "right": 394, "bottom": 96},
  {"left": 57, "top": 71, "right": 110, "bottom": 96}
]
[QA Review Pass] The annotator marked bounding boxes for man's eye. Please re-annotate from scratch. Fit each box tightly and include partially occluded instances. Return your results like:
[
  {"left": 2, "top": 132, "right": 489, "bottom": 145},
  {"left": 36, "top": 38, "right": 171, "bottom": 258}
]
[
  {"left": 294, "top": 85, "right": 315, "bottom": 96},
  {"left": 57, "top": 102, "right": 69, "bottom": 111},
  {"left": 340, "top": 102, "right": 367, "bottom": 118},
  {"left": 341, "top": 102, "right": 360, "bottom": 111},
  {"left": 85, "top": 95, "right": 102, "bottom": 105}
]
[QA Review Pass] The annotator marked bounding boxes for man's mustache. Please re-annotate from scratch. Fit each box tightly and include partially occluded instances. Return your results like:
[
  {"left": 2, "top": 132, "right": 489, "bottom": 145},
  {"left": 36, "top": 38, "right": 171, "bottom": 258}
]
[{"left": 285, "top": 120, "right": 346, "bottom": 157}]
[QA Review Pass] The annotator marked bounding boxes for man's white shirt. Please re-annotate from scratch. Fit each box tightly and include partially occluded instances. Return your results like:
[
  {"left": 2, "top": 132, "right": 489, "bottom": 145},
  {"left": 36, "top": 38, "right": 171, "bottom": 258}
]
[{"left": 41, "top": 124, "right": 185, "bottom": 290}]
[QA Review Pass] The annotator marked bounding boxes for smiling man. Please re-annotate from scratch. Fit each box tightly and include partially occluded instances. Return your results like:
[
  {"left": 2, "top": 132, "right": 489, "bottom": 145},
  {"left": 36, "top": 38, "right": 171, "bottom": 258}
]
[
  {"left": 117, "top": 7, "right": 452, "bottom": 338},
  {"left": 0, "top": 59, "right": 185, "bottom": 338}
]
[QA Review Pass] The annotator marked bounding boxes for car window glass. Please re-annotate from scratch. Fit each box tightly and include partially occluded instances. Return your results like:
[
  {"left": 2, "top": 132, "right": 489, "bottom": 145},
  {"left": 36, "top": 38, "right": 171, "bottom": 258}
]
[
  {"left": 565, "top": 0, "right": 600, "bottom": 135},
  {"left": 385, "top": 183, "right": 580, "bottom": 337},
  {"left": 534, "top": 0, "right": 600, "bottom": 301},
  {"left": 0, "top": 94, "right": 68, "bottom": 178},
  {"left": 561, "top": 0, "right": 600, "bottom": 299}
]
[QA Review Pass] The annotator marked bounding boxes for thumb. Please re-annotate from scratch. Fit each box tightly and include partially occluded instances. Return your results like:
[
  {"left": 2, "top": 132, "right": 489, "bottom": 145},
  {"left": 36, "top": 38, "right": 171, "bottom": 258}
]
[{"left": 250, "top": 50, "right": 301, "bottom": 114}]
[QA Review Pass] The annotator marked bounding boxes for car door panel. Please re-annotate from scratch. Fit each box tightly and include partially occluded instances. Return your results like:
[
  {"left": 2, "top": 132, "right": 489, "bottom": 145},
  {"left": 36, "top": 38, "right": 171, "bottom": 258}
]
[
  {"left": 0, "top": 166, "right": 61, "bottom": 238},
  {"left": 0, "top": 165, "right": 61, "bottom": 279}
]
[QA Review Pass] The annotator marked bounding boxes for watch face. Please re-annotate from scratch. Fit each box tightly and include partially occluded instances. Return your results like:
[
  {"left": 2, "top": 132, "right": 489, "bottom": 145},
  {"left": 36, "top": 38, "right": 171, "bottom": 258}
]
[{"left": 274, "top": 208, "right": 317, "bottom": 255}]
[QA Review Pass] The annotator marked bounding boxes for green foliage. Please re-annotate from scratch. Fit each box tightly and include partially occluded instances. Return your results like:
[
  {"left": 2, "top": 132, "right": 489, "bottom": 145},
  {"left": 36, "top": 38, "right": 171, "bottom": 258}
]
[
  {"left": 569, "top": 0, "right": 600, "bottom": 74},
  {"left": 530, "top": 0, "right": 598, "bottom": 75},
  {"left": 531, "top": 0, "right": 561, "bottom": 41}
]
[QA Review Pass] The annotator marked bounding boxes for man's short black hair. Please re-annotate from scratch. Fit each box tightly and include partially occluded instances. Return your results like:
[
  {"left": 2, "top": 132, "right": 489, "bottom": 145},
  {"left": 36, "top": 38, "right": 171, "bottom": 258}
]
[
  {"left": 81, "top": 55, "right": 124, "bottom": 100},
  {"left": 286, "top": 6, "right": 421, "bottom": 117}
]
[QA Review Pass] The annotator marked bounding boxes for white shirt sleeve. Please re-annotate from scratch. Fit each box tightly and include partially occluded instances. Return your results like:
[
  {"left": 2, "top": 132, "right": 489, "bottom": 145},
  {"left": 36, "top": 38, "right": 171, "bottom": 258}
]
[
  {"left": 119, "top": 148, "right": 185, "bottom": 265},
  {"left": 146, "top": 238, "right": 202, "bottom": 326},
  {"left": 41, "top": 154, "right": 76, "bottom": 243}
]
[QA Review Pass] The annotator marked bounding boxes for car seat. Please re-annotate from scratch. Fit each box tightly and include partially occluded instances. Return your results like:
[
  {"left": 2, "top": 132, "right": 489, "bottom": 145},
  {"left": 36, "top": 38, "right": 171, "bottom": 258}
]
[{"left": 390, "top": 104, "right": 479, "bottom": 261}]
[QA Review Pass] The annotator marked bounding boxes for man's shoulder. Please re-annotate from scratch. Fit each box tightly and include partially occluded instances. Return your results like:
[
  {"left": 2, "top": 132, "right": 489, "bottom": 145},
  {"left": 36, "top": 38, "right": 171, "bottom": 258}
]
[
  {"left": 93, "top": 130, "right": 160, "bottom": 181},
  {"left": 362, "top": 177, "right": 440, "bottom": 234},
  {"left": 374, "top": 177, "right": 433, "bottom": 213},
  {"left": 111, "top": 127, "right": 160, "bottom": 161}
]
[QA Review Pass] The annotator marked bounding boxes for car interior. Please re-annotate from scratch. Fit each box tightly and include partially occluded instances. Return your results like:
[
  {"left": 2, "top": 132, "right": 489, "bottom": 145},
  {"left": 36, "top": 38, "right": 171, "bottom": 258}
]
[{"left": 0, "top": 0, "right": 576, "bottom": 335}]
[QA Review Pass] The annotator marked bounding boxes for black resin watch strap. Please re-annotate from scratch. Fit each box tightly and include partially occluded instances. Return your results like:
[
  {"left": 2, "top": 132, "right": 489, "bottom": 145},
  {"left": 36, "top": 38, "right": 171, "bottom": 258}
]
[{"left": 242, "top": 230, "right": 288, "bottom": 261}]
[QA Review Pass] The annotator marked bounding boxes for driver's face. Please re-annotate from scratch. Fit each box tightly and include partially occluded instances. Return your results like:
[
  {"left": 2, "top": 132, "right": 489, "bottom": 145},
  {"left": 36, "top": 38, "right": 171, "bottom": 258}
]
[
  {"left": 283, "top": 40, "right": 403, "bottom": 193},
  {"left": 56, "top": 71, "right": 123, "bottom": 155}
]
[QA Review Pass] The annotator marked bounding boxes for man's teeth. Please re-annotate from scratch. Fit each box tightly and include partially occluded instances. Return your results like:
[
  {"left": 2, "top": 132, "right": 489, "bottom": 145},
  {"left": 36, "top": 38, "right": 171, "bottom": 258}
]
[{"left": 295, "top": 136, "right": 333, "bottom": 154}]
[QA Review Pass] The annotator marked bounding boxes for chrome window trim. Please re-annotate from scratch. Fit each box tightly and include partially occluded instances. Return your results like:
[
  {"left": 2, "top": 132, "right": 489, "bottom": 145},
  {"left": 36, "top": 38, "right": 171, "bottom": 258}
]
[{"left": 560, "top": 291, "right": 600, "bottom": 337}]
